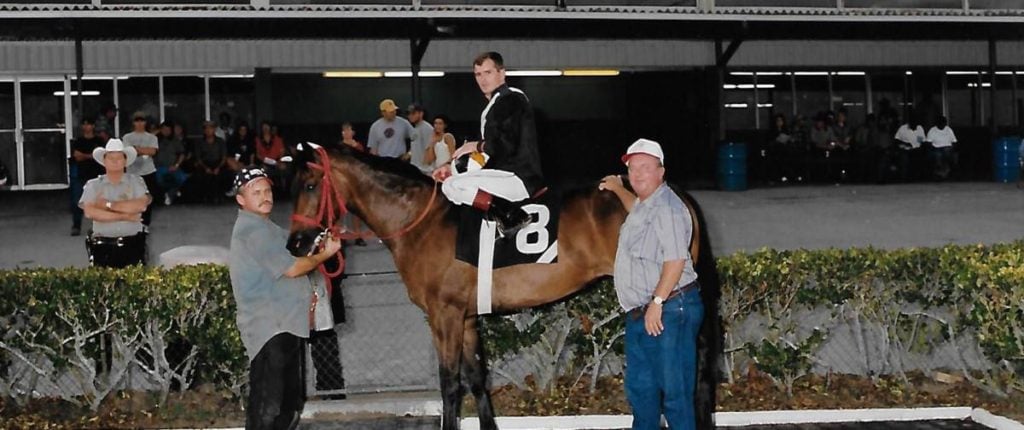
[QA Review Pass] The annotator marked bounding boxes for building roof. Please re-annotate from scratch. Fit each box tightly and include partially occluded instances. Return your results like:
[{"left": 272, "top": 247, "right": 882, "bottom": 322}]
[{"left": 2, "top": 3, "right": 1024, "bottom": 22}]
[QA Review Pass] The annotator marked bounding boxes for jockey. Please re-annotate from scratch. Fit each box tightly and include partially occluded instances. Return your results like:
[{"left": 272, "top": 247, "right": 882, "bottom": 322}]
[{"left": 433, "top": 51, "right": 544, "bottom": 237}]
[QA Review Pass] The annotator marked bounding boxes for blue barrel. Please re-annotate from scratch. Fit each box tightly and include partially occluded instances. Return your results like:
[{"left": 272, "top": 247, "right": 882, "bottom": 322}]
[
  {"left": 993, "top": 137, "right": 1022, "bottom": 183},
  {"left": 717, "top": 142, "right": 747, "bottom": 191}
]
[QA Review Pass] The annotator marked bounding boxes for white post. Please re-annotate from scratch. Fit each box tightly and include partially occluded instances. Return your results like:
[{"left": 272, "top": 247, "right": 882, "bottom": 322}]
[
  {"left": 941, "top": 73, "right": 949, "bottom": 118},
  {"left": 64, "top": 77, "right": 73, "bottom": 185},
  {"left": 204, "top": 75, "right": 211, "bottom": 121},
  {"left": 113, "top": 77, "right": 120, "bottom": 137},
  {"left": 158, "top": 76, "right": 165, "bottom": 123},
  {"left": 13, "top": 79, "right": 24, "bottom": 188},
  {"left": 790, "top": 72, "right": 798, "bottom": 117},
  {"left": 753, "top": 72, "right": 760, "bottom": 129}
]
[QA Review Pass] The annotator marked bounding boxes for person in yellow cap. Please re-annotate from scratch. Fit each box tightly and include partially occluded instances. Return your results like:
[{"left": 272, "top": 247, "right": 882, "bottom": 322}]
[{"left": 367, "top": 98, "right": 416, "bottom": 160}]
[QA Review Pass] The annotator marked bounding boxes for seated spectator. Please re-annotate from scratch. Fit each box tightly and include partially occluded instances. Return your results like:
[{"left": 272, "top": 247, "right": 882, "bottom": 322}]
[
  {"left": 926, "top": 116, "right": 957, "bottom": 180},
  {"left": 173, "top": 123, "right": 199, "bottom": 174},
  {"left": 80, "top": 139, "right": 151, "bottom": 268},
  {"left": 831, "top": 108, "right": 853, "bottom": 151},
  {"left": 810, "top": 115, "right": 838, "bottom": 152},
  {"left": 894, "top": 119, "right": 926, "bottom": 182},
  {"left": 256, "top": 120, "right": 291, "bottom": 197},
  {"left": 155, "top": 121, "right": 188, "bottom": 205},
  {"left": 216, "top": 112, "right": 233, "bottom": 141},
  {"left": 192, "top": 120, "right": 231, "bottom": 203},
  {"left": 226, "top": 122, "right": 255, "bottom": 174}
]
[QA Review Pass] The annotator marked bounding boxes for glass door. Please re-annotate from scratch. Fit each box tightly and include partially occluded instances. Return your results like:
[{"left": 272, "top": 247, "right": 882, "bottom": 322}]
[
  {"left": 0, "top": 82, "right": 15, "bottom": 188},
  {"left": 19, "top": 79, "right": 70, "bottom": 189}
]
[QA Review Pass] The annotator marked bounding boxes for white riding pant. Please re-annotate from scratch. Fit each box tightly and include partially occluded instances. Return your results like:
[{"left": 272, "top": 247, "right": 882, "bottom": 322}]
[{"left": 441, "top": 169, "right": 530, "bottom": 205}]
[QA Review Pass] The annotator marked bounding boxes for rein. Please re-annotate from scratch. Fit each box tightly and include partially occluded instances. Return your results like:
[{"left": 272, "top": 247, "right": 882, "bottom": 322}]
[{"left": 290, "top": 146, "right": 439, "bottom": 280}]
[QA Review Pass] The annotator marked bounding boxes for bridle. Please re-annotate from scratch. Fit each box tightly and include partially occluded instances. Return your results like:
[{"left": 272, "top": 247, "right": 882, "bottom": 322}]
[{"left": 289, "top": 144, "right": 439, "bottom": 279}]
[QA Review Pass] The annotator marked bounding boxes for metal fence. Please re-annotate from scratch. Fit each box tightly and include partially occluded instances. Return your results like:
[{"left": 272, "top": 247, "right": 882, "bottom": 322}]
[{"left": 306, "top": 271, "right": 438, "bottom": 397}]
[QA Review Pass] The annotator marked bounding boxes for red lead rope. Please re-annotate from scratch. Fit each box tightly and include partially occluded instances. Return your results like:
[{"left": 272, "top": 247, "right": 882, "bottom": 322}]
[{"left": 290, "top": 145, "right": 439, "bottom": 283}]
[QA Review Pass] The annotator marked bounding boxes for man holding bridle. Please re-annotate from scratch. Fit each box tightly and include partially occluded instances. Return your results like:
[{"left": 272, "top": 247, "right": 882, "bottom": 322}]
[
  {"left": 432, "top": 51, "right": 545, "bottom": 238},
  {"left": 228, "top": 167, "right": 340, "bottom": 430}
]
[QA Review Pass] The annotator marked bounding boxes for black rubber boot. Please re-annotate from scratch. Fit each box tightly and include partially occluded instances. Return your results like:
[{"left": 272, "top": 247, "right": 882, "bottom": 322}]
[{"left": 488, "top": 196, "right": 531, "bottom": 238}]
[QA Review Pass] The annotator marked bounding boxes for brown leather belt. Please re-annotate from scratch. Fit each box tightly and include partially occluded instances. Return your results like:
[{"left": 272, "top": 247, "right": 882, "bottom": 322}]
[{"left": 628, "top": 280, "right": 699, "bottom": 321}]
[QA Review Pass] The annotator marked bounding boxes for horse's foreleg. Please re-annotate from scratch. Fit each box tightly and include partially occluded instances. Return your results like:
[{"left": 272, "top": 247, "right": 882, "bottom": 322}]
[
  {"left": 430, "top": 306, "right": 467, "bottom": 430},
  {"left": 462, "top": 316, "right": 497, "bottom": 430}
]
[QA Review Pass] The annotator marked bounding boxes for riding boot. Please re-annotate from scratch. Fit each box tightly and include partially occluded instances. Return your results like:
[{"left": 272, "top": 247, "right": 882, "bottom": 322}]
[{"left": 472, "top": 190, "right": 531, "bottom": 238}]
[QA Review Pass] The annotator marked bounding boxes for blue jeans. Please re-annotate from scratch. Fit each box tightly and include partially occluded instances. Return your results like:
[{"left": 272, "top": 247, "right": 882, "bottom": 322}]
[
  {"left": 156, "top": 166, "right": 188, "bottom": 196},
  {"left": 625, "top": 285, "right": 704, "bottom": 430}
]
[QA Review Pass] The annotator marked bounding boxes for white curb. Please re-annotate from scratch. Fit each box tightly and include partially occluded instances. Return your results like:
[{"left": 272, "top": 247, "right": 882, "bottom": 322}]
[
  {"left": 973, "top": 408, "right": 1024, "bottom": 430},
  {"left": 459, "top": 407, "right": 1022, "bottom": 430}
]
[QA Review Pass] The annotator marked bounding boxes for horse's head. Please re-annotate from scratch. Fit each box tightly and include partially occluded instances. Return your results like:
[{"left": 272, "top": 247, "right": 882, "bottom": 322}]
[{"left": 287, "top": 142, "right": 349, "bottom": 257}]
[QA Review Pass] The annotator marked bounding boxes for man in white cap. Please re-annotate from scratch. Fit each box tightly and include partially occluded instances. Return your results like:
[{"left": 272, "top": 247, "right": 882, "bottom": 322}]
[
  {"left": 599, "top": 138, "right": 703, "bottom": 430},
  {"left": 228, "top": 167, "right": 341, "bottom": 430},
  {"left": 79, "top": 139, "right": 152, "bottom": 268},
  {"left": 122, "top": 111, "right": 159, "bottom": 226}
]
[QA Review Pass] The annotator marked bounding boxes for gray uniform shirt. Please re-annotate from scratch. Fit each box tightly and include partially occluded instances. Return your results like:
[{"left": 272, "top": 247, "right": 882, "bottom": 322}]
[
  {"left": 408, "top": 120, "right": 435, "bottom": 173},
  {"left": 122, "top": 131, "right": 159, "bottom": 175},
  {"left": 613, "top": 183, "right": 698, "bottom": 311},
  {"left": 367, "top": 116, "right": 415, "bottom": 158},
  {"left": 229, "top": 209, "right": 312, "bottom": 361},
  {"left": 79, "top": 174, "right": 149, "bottom": 237}
]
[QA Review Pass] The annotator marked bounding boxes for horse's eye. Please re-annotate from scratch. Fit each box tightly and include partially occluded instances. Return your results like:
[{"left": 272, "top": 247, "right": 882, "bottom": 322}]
[{"left": 305, "top": 183, "right": 316, "bottom": 192}]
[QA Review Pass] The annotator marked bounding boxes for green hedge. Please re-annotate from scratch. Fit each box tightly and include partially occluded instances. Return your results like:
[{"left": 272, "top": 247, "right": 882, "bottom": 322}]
[{"left": 1, "top": 241, "right": 1022, "bottom": 410}]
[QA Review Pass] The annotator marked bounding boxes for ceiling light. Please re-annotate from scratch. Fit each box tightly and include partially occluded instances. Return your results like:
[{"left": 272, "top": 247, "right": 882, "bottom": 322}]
[
  {"left": 724, "top": 103, "right": 748, "bottom": 109},
  {"left": 383, "top": 71, "right": 445, "bottom": 78},
  {"left": 794, "top": 72, "right": 829, "bottom": 76},
  {"left": 834, "top": 72, "right": 865, "bottom": 76},
  {"left": 562, "top": 69, "right": 620, "bottom": 77},
  {"left": 323, "top": 71, "right": 383, "bottom": 78},
  {"left": 506, "top": 70, "right": 562, "bottom": 77},
  {"left": 54, "top": 91, "right": 101, "bottom": 96},
  {"left": 210, "top": 74, "right": 255, "bottom": 79}
]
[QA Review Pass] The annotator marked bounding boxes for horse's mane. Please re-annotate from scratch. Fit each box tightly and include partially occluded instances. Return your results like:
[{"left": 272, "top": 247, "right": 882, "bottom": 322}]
[{"left": 332, "top": 146, "right": 435, "bottom": 188}]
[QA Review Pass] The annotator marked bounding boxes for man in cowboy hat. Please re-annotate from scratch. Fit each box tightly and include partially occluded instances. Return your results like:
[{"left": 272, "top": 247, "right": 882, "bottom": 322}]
[
  {"left": 79, "top": 138, "right": 152, "bottom": 268},
  {"left": 228, "top": 167, "right": 341, "bottom": 430}
]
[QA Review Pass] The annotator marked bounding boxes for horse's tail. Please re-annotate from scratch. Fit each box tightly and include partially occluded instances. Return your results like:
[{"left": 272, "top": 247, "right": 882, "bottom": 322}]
[{"left": 678, "top": 189, "right": 722, "bottom": 430}]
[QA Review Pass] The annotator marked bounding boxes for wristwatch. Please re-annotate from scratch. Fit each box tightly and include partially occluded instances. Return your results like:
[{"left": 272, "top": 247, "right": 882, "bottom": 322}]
[
  {"left": 652, "top": 295, "right": 665, "bottom": 305},
  {"left": 105, "top": 201, "right": 113, "bottom": 210}
]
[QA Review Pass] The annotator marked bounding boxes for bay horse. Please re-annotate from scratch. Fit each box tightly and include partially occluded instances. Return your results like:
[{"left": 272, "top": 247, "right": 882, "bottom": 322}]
[{"left": 287, "top": 145, "right": 721, "bottom": 430}]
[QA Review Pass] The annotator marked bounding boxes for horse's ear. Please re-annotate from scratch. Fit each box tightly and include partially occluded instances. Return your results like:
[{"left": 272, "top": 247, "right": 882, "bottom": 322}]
[{"left": 293, "top": 142, "right": 316, "bottom": 168}]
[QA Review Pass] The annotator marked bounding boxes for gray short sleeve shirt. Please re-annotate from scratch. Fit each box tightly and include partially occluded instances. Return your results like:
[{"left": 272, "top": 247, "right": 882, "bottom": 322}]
[
  {"left": 229, "top": 210, "right": 313, "bottom": 361},
  {"left": 367, "top": 117, "right": 414, "bottom": 158},
  {"left": 122, "top": 131, "right": 159, "bottom": 175},
  {"left": 79, "top": 174, "right": 149, "bottom": 237},
  {"left": 613, "top": 183, "right": 698, "bottom": 311}
]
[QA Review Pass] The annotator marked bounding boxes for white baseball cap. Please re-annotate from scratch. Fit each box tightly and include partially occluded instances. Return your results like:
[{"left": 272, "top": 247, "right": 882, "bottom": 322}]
[{"left": 621, "top": 138, "right": 664, "bottom": 165}]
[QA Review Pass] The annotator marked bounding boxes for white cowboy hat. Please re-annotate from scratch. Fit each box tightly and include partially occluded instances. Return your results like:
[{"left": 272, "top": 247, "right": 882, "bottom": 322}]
[{"left": 92, "top": 138, "right": 137, "bottom": 168}]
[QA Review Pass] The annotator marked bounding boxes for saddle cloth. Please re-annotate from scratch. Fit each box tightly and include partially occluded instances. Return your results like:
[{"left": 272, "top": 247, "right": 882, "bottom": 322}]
[{"left": 455, "top": 190, "right": 560, "bottom": 269}]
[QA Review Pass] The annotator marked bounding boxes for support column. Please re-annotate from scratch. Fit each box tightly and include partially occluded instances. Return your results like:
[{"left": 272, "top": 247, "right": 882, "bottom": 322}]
[
  {"left": 410, "top": 36, "right": 431, "bottom": 104},
  {"left": 254, "top": 68, "right": 273, "bottom": 124}
]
